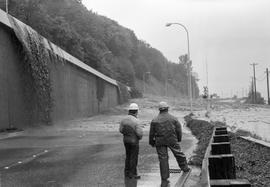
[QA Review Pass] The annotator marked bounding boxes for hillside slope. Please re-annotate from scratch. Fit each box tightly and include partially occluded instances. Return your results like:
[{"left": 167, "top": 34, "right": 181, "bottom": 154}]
[
  {"left": 135, "top": 77, "right": 182, "bottom": 98},
  {"left": 2, "top": 0, "right": 199, "bottom": 97}
]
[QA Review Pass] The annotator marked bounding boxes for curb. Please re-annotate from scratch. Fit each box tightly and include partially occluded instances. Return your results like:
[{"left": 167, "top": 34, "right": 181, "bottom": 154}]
[{"left": 240, "top": 136, "right": 270, "bottom": 148}]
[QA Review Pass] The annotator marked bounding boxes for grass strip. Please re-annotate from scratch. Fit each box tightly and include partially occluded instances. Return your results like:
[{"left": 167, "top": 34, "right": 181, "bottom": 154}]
[{"left": 185, "top": 118, "right": 214, "bottom": 166}]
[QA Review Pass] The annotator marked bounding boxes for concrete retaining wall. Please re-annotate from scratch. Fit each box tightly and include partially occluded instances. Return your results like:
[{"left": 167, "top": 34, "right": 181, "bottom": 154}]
[
  {"left": 50, "top": 60, "right": 118, "bottom": 122},
  {"left": 0, "top": 25, "right": 28, "bottom": 129},
  {"left": 0, "top": 15, "right": 120, "bottom": 129}
]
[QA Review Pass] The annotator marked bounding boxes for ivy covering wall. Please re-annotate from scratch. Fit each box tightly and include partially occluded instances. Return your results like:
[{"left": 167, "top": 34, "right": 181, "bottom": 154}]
[{"left": 9, "top": 16, "right": 57, "bottom": 125}]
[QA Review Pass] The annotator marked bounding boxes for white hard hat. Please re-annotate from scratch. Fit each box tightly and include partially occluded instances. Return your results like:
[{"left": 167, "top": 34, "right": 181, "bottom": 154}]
[
  {"left": 128, "top": 103, "right": 139, "bottom": 110},
  {"left": 158, "top": 101, "right": 169, "bottom": 110}
]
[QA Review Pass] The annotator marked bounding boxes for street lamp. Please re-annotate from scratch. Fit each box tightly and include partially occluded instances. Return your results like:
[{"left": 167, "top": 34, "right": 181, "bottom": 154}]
[
  {"left": 166, "top": 22, "right": 193, "bottom": 113},
  {"left": 5, "top": 0, "right": 8, "bottom": 13},
  {"left": 143, "top": 72, "right": 151, "bottom": 95}
]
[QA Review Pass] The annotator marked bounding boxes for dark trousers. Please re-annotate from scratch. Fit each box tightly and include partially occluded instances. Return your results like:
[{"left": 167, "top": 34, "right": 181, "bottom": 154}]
[
  {"left": 124, "top": 143, "right": 139, "bottom": 177},
  {"left": 156, "top": 143, "right": 188, "bottom": 180}
]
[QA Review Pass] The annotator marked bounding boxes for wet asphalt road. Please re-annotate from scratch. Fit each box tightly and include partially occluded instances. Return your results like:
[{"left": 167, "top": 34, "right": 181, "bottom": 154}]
[
  {"left": 0, "top": 131, "right": 128, "bottom": 187},
  {"left": 0, "top": 127, "right": 194, "bottom": 187}
]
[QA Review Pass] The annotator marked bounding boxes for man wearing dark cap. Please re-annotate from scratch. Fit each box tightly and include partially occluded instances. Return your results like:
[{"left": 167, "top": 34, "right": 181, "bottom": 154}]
[{"left": 149, "top": 101, "right": 190, "bottom": 187}]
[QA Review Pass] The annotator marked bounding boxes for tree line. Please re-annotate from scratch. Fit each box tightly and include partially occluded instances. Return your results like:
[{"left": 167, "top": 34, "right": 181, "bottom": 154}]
[{"left": 3, "top": 0, "right": 199, "bottom": 97}]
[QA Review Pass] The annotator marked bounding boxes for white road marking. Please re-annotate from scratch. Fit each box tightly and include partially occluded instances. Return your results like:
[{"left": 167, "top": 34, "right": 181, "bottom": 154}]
[{"left": 3, "top": 149, "right": 50, "bottom": 170}]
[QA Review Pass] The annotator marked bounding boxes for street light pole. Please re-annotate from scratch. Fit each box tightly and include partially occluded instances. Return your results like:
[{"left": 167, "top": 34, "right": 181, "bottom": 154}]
[
  {"left": 6, "top": 0, "right": 8, "bottom": 13},
  {"left": 266, "top": 68, "right": 269, "bottom": 105},
  {"left": 166, "top": 22, "right": 193, "bottom": 113}
]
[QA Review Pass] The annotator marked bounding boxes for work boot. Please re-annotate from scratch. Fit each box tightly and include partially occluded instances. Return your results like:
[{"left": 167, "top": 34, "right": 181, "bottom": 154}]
[
  {"left": 133, "top": 175, "right": 141, "bottom": 179},
  {"left": 127, "top": 175, "right": 141, "bottom": 179},
  {"left": 161, "top": 179, "right": 170, "bottom": 187}
]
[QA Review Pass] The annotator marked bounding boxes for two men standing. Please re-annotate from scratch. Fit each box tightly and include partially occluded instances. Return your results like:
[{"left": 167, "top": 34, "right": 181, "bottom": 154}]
[{"left": 119, "top": 101, "right": 190, "bottom": 186}]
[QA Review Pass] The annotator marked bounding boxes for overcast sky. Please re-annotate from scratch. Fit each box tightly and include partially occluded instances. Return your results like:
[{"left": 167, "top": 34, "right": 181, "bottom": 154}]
[{"left": 83, "top": 0, "right": 270, "bottom": 98}]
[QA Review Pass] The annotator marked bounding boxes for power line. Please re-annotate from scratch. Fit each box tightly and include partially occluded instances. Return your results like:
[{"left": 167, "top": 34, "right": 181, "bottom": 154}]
[
  {"left": 251, "top": 77, "right": 255, "bottom": 103},
  {"left": 257, "top": 76, "right": 266, "bottom": 82}
]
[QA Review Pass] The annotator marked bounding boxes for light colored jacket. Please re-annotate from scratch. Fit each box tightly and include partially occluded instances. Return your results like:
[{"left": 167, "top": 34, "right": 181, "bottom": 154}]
[{"left": 119, "top": 115, "right": 143, "bottom": 144}]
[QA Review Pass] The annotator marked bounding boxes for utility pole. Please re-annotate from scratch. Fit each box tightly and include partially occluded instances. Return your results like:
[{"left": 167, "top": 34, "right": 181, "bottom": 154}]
[
  {"left": 250, "top": 63, "right": 258, "bottom": 103},
  {"left": 251, "top": 77, "right": 254, "bottom": 103},
  {"left": 266, "top": 68, "right": 270, "bottom": 105},
  {"left": 206, "top": 57, "right": 208, "bottom": 92},
  {"left": 205, "top": 57, "right": 210, "bottom": 113}
]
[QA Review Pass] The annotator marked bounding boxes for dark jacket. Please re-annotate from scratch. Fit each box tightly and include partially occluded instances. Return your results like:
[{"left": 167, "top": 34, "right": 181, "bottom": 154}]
[
  {"left": 119, "top": 115, "right": 143, "bottom": 144},
  {"left": 149, "top": 111, "right": 182, "bottom": 146}
]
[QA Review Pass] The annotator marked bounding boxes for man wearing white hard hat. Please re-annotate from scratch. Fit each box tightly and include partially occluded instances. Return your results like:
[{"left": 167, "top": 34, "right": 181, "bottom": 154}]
[
  {"left": 119, "top": 103, "right": 143, "bottom": 179},
  {"left": 149, "top": 101, "right": 190, "bottom": 187}
]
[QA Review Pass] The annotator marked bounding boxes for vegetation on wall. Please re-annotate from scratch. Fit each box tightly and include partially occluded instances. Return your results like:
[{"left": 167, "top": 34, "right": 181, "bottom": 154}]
[
  {"left": 9, "top": 17, "right": 54, "bottom": 125},
  {"left": 2, "top": 0, "right": 200, "bottom": 97}
]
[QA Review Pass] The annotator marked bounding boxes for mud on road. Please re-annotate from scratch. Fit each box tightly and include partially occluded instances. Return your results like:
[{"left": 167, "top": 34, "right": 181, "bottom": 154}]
[{"left": 0, "top": 96, "right": 199, "bottom": 187}]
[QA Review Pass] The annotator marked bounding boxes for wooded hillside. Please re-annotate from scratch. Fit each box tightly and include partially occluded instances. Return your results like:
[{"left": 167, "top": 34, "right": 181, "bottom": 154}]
[{"left": 2, "top": 0, "right": 199, "bottom": 97}]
